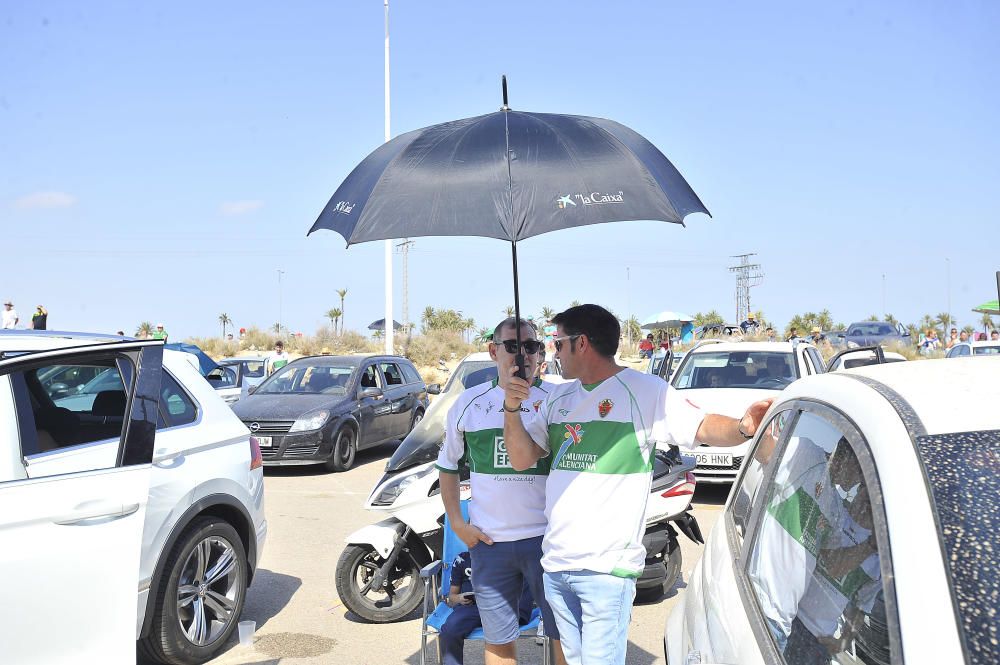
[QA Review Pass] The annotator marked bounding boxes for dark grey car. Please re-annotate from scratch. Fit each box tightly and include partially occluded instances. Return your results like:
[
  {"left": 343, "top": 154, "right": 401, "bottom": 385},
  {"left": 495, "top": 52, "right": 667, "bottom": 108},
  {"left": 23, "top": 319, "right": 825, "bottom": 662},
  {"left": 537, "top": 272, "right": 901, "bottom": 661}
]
[
  {"left": 839, "top": 321, "right": 911, "bottom": 347},
  {"left": 232, "top": 355, "right": 431, "bottom": 471}
]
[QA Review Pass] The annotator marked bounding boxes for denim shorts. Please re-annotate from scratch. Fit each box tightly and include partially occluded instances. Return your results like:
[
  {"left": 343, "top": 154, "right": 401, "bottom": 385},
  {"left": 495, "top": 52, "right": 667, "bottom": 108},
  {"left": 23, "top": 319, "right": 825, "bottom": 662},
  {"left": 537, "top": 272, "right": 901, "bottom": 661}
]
[
  {"left": 543, "top": 570, "right": 635, "bottom": 665},
  {"left": 469, "top": 536, "right": 559, "bottom": 644}
]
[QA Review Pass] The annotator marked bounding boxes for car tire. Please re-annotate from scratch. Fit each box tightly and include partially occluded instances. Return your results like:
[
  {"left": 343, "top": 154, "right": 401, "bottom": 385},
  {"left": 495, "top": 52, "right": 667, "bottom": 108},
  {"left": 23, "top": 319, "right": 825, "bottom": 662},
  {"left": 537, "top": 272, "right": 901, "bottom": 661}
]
[
  {"left": 407, "top": 409, "right": 424, "bottom": 434},
  {"left": 335, "top": 544, "right": 424, "bottom": 623},
  {"left": 325, "top": 426, "right": 357, "bottom": 472},
  {"left": 138, "top": 516, "right": 247, "bottom": 665}
]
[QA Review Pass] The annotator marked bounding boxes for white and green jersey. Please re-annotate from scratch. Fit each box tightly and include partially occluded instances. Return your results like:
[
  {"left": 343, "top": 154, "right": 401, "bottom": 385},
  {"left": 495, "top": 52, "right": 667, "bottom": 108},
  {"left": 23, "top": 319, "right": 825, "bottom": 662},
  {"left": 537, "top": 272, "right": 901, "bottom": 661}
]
[
  {"left": 436, "top": 378, "right": 555, "bottom": 542},
  {"left": 523, "top": 368, "right": 703, "bottom": 577}
]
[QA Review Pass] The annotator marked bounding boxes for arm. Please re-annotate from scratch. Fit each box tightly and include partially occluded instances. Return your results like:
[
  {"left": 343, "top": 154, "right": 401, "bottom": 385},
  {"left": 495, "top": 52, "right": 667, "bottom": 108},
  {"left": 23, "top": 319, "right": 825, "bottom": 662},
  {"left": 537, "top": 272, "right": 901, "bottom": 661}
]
[
  {"left": 439, "top": 470, "right": 492, "bottom": 548},
  {"left": 446, "top": 582, "right": 471, "bottom": 607},
  {"left": 694, "top": 399, "right": 774, "bottom": 447},
  {"left": 501, "top": 366, "right": 547, "bottom": 471}
]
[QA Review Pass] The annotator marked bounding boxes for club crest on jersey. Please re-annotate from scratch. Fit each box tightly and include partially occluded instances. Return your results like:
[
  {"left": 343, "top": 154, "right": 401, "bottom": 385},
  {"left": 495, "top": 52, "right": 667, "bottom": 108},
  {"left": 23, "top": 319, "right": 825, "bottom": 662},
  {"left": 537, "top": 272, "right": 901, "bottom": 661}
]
[
  {"left": 563, "top": 423, "right": 584, "bottom": 445},
  {"left": 533, "top": 400, "right": 543, "bottom": 412},
  {"left": 598, "top": 399, "right": 614, "bottom": 418}
]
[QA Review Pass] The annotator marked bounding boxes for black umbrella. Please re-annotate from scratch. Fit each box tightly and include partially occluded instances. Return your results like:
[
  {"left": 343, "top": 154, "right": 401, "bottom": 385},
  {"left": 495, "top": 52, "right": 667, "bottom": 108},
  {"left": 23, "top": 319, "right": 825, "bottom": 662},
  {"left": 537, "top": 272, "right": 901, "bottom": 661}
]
[
  {"left": 367, "top": 318, "right": 403, "bottom": 332},
  {"left": 309, "top": 77, "right": 710, "bottom": 375}
]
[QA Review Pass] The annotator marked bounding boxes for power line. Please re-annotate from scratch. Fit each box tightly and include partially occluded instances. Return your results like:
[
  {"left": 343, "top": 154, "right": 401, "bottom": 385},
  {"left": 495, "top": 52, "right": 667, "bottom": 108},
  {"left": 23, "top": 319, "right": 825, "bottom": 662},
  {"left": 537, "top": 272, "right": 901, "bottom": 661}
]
[{"left": 728, "top": 253, "right": 764, "bottom": 323}]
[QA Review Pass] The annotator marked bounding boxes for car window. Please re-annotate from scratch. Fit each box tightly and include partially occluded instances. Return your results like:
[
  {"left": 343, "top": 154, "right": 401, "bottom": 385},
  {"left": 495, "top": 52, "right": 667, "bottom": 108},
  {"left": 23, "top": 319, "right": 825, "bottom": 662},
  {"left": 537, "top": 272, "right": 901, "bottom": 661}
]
[
  {"left": 241, "top": 360, "right": 266, "bottom": 378},
  {"left": 359, "top": 364, "right": 382, "bottom": 390},
  {"left": 443, "top": 360, "right": 497, "bottom": 392},
  {"left": 805, "top": 348, "right": 825, "bottom": 375},
  {"left": 730, "top": 409, "right": 794, "bottom": 544},
  {"left": 20, "top": 358, "right": 131, "bottom": 455},
  {"left": 378, "top": 362, "right": 404, "bottom": 386},
  {"left": 745, "top": 409, "right": 893, "bottom": 665},
  {"left": 973, "top": 345, "right": 1000, "bottom": 355},
  {"left": 400, "top": 362, "right": 422, "bottom": 385},
  {"left": 158, "top": 370, "right": 197, "bottom": 428},
  {"left": 949, "top": 345, "right": 971, "bottom": 358},
  {"left": 672, "top": 351, "right": 795, "bottom": 390}
]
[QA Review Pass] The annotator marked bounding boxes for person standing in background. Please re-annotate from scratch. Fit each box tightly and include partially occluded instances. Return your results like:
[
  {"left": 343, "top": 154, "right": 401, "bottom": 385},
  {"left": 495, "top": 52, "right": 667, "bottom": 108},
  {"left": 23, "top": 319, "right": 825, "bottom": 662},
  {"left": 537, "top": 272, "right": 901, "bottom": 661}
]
[
  {"left": 2, "top": 301, "right": 19, "bottom": 329},
  {"left": 30, "top": 305, "right": 48, "bottom": 330}
]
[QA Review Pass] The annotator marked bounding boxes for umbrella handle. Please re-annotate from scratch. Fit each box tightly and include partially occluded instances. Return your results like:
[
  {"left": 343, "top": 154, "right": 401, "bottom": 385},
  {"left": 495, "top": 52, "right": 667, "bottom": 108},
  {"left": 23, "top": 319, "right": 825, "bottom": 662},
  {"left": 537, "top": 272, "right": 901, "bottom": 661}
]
[{"left": 514, "top": 352, "right": 526, "bottom": 381}]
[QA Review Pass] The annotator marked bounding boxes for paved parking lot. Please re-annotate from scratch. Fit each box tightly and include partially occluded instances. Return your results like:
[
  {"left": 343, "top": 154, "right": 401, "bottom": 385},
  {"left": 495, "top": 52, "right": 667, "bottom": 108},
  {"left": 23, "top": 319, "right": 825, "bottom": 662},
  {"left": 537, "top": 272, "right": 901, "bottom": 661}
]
[{"left": 199, "top": 445, "right": 728, "bottom": 665}]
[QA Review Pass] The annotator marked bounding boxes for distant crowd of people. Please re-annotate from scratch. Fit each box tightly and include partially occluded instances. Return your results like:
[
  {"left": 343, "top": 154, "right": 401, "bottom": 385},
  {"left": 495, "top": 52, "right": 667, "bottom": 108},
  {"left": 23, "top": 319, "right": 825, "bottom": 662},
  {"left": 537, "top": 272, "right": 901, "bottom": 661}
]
[{"left": 2, "top": 301, "right": 48, "bottom": 330}]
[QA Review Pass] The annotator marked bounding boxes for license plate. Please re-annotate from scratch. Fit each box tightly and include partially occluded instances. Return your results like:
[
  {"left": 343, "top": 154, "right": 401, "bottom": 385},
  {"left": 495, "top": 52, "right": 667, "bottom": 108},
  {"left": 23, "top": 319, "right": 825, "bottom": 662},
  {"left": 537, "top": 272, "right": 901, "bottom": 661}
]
[
  {"left": 256, "top": 436, "right": 273, "bottom": 448},
  {"left": 695, "top": 452, "right": 732, "bottom": 466}
]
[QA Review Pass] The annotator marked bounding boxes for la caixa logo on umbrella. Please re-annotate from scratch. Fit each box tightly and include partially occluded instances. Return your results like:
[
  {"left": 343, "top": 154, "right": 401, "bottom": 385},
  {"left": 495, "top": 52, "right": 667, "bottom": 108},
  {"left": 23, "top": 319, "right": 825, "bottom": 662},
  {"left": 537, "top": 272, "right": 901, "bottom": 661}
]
[
  {"left": 333, "top": 200, "right": 355, "bottom": 215},
  {"left": 556, "top": 191, "right": 626, "bottom": 209}
]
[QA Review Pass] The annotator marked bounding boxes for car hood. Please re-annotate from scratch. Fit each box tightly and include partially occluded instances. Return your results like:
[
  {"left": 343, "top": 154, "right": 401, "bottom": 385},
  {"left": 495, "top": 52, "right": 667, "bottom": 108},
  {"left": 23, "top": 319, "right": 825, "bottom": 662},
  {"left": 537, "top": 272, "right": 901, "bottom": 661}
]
[
  {"left": 231, "top": 393, "right": 349, "bottom": 421},
  {"left": 668, "top": 387, "right": 776, "bottom": 418}
]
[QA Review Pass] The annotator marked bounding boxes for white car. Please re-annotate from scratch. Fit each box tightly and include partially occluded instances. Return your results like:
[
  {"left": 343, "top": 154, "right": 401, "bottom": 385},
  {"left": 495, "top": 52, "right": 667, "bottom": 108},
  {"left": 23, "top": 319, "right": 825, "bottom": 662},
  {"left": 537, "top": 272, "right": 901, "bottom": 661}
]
[
  {"left": 666, "top": 357, "right": 1000, "bottom": 665},
  {"left": 946, "top": 340, "right": 1000, "bottom": 358},
  {"left": 667, "top": 340, "right": 826, "bottom": 483},
  {"left": 826, "top": 347, "right": 907, "bottom": 372},
  {"left": 0, "top": 331, "right": 267, "bottom": 664}
]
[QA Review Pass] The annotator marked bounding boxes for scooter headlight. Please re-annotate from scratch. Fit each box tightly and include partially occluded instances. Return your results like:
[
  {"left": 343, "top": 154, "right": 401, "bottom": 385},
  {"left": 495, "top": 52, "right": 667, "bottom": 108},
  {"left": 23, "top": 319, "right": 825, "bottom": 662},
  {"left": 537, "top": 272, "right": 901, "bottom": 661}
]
[{"left": 373, "top": 465, "right": 436, "bottom": 506}]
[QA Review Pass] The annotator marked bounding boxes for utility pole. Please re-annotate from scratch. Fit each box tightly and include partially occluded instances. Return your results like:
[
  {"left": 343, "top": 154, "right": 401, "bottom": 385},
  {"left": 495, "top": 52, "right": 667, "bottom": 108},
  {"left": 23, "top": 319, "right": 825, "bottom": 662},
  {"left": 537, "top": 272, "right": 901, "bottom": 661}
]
[
  {"left": 396, "top": 239, "right": 414, "bottom": 334},
  {"left": 383, "top": 0, "right": 394, "bottom": 354},
  {"left": 626, "top": 266, "right": 632, "bottom": 349},
  {"left": 728, "top": 253, "right": 764, "bottom": 324},
  {"left": 277, "top": 269, "right": 285, "bottom": 336}
]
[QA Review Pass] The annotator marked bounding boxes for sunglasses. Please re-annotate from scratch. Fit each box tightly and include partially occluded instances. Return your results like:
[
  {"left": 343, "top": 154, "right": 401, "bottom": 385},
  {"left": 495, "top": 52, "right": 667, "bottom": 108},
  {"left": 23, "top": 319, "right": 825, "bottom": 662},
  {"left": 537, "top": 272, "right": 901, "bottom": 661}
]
[
  {"left": 497, "top": 339, "right": 543, "bottom": 355},
  {"left": 552, "top": 334, "right": 582, "bottom": 352}
]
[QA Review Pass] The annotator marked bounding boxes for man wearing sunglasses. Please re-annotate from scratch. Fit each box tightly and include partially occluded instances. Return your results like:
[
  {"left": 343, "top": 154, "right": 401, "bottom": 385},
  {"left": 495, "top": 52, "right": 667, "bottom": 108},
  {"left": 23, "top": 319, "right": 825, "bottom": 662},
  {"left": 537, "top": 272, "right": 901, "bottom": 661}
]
[
  {"left": 436, "top": 317, "right": 567, "bottom": 665},
  {"left": 500, "top": 304, "right": 772, "bottom": 665}
]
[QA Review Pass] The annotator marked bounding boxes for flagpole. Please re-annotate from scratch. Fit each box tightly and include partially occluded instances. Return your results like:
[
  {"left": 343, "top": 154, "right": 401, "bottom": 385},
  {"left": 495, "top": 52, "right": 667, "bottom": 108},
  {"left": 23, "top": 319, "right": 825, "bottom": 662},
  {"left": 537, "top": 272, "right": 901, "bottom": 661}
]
[{"left": 383, "top": 0, "right": 394, "bottom": 354}]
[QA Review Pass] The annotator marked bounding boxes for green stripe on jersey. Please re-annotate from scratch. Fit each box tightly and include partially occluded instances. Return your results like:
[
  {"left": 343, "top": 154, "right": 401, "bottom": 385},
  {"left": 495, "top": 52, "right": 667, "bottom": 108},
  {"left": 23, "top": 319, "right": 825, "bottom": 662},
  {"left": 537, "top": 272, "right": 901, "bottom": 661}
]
[
  {"left": 548, "top": 420, "right": 652, "bottom": 475},
  {"left": 464, "top": 428, "right": 551, "bottom": 475}
]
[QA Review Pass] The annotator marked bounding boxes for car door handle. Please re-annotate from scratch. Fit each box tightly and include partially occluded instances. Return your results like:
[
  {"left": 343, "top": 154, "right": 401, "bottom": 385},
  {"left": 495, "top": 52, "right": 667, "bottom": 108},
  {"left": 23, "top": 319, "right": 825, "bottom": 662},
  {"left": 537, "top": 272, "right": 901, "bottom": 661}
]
[{"left": 53, "top": 501, "right": 139, "bottom": 526}]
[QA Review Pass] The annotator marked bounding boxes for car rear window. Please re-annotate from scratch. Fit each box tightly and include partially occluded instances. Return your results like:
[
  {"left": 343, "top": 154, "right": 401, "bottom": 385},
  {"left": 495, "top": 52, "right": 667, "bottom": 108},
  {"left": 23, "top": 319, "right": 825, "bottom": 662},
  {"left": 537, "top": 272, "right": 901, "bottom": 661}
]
[
  {"left": 916, "top": 430, "right": 999, "bottom": 665},
  {"left": 672, "top": 351, "right": 795, "bottom": 390}
]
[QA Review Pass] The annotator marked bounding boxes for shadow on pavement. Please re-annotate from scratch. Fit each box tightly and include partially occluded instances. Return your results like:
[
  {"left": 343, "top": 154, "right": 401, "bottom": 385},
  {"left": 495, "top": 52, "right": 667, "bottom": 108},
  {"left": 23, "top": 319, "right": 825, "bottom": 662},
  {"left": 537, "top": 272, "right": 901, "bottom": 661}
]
[
  {"left": 262, "top": 441, "right": 401, "bottom": 478},
  {"left": 401, "top": 639, "right": 659, "bottom": 664},
  {"left": 243, "top": 568, "right": 303, "bottom": 629},
  {"left": 692, "top": 483, "right": 730, "bottom": 506}
]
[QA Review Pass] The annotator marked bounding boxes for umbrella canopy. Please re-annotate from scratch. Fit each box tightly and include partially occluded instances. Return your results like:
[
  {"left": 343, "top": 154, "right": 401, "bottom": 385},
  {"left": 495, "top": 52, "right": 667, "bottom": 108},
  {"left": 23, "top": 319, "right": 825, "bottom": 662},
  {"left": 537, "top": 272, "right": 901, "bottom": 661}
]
[
  {"left": 641, "top": 311, "right": 695, "bottom": 330},
  {"left": 368, "top": 318, "right": 403, "bottom": 331},
  {"left": 309, "top": 78, "right": 709, "bottom": 375},
  {"left": 973, "top": 300, "right": 1000, "bottom": 316}
]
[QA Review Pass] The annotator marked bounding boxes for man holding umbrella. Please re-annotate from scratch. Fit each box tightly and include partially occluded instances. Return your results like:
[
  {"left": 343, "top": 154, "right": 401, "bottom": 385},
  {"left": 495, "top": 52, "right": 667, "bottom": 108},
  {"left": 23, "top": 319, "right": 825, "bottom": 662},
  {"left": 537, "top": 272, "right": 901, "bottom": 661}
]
[{"left": 501, "top": 304, "right": 772, "bottom": 664}]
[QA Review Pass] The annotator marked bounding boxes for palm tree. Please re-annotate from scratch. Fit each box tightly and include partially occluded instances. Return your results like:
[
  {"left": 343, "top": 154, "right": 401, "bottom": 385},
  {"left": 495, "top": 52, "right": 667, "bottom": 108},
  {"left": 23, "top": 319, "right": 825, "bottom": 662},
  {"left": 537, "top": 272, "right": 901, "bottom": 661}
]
[
  {"left": 463, "top": 317, "right": 476, "bottom": 343},
  {"left": 421, "top": 306, "right": 436, "bottom": 333},
  {"left": 218, "top": 313, "right": 231, "bottom": 338},
  {"left": 336, "top": 289, "right": 347, "bottom": 333},
  {"left": 936, "top": 312, "right": 954, "bottom": 331},
  {"left": 135, "top": 321, "right": 153, "bottom": 338},
  {"left": 540, "top": 306, "right": 555, "bottom": 321},
  {"left": 326, "top": 308, "right": 342, "bottom": 334},
  {"left": 980, "top": 312, "right": 994, "bottom": 333},
  {"left": 476, "top": 326, "right": 492, "bottom": 344},
  {"left": 962, "top": 325, "right": 976, "bottom": 337},
  {"left": 569, "top": 300, "right": 582, "bottom": 308},
  {"left": 271, "top": 322, "right": 281, "bottom": 334},
  {"left": 504, "top": 305, "right": 515, "bottom": 317}
]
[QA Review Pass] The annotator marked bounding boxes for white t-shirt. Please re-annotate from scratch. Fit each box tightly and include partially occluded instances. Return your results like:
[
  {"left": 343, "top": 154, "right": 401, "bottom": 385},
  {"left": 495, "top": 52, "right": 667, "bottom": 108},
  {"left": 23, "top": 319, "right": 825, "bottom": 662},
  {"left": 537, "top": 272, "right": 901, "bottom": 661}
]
[
  {"left": 1, "top": 308, "right": 18, "bottom": 329},
  {"left": 437, "top": 379, "right": 555, "bottom": 542},
  {"left": 522, "top": 368, "right": 703, "bottom": 577},
  {"left": 266, "top": 351, "right": 289, "bottom": 374}
]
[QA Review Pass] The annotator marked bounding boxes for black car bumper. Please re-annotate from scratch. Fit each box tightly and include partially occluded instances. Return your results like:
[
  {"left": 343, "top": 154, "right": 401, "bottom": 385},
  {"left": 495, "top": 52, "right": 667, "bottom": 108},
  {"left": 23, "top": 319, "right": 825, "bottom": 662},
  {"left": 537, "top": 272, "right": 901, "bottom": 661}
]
[{"left": 257, "top": 428, "right": 334, "bottom": 465}]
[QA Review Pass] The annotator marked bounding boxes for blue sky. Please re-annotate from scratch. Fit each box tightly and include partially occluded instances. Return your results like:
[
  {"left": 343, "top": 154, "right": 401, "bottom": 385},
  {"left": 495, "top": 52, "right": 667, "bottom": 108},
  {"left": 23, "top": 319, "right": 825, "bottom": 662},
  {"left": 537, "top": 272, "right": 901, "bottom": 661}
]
[{"left": 3, "top": 1, "right": 998, "bottom": 339}]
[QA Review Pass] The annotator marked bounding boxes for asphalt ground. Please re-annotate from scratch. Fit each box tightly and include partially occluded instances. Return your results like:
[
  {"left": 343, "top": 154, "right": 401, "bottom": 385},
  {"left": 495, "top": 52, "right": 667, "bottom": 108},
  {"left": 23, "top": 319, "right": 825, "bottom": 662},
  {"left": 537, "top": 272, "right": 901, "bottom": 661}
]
[{"left": 191, "top": 444, "right": 730, "bottom": 665}]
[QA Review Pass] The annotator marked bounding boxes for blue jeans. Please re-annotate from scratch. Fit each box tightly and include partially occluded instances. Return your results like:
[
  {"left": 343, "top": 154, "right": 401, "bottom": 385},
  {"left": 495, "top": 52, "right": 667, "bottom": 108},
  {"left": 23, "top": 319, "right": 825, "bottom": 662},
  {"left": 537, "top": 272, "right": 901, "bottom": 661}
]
[
  {"left": 439, "top": 603, "right": 482, "bottom": 665},
  {"left": 543, "top": 570, "right": 635, "bottom": 665},
  {"left": 469, "top": 536, "right": 559, "bottom": 644}
]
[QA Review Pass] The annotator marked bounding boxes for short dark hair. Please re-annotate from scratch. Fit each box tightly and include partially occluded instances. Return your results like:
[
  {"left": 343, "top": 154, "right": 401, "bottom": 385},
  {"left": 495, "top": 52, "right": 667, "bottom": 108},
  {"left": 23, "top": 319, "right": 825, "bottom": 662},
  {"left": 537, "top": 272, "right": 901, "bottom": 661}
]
[
  {"left": 493, "top": 317, "right": 537, "bottom": 342},
  {"left": 552, "top": 304, "right": 619, "bottom": 358}
]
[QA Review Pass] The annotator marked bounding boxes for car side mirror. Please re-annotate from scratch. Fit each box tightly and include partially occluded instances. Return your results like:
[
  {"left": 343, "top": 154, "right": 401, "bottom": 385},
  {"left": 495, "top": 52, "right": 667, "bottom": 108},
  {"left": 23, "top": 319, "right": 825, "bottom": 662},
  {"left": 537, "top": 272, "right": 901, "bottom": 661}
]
[
  {"left": 360, "top": 387, "right": 383, "bottom": 399},
  {"left": 837, "top": 333, "right": 846, "bottom": 338},
  {"left": 427, "top": 383, "right": 441, "bottom": 395},
  {"left": 247, "top": 385, "right": 257, "bottom": 395}
]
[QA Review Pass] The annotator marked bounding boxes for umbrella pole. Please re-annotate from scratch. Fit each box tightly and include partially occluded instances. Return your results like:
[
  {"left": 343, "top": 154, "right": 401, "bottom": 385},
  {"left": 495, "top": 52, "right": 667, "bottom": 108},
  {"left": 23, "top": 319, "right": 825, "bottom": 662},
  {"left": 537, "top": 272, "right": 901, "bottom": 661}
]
[{"left": 512, "top": 238, "right": 526, "bottom": 380}]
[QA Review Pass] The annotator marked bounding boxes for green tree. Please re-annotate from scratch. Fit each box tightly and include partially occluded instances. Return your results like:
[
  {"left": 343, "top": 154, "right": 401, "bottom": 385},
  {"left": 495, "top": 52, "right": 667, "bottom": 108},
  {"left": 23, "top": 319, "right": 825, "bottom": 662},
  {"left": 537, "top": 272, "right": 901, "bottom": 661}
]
[
  {"left": 865, "top": 314, "right": 880, "bottom": 322},
  {"left": 622, "top": 315, "right": 641, "bottom": 346},
  {"left": 476, "top": 327, "right": 492, "bottom": 344},
  {"left": 693, "top": 310, "right": 725, "bottom": 326},
  {"left": 336, "top": 289, "right": 347, "bottom": 333},
  {"left": 962, "top": 324, "right": 976, "bottom": 337},
  {"left": 218, "top": 313, "right": 231, "bottom": 338},
  {"left": 503, "top": 305, "right": 515, "bottom": 317},
  {"left": 422, "top": 308, "right": 467, "bottom": 333},
  {"left": 936, "top": 312, "right": 954, "bottom": 331},
  {"left": 540, "top": 306, "right": 555, "bottom": 321},
  {"left": 135, "top": 321, "right": 153, "bottom": 338},
  {"left": 326, "top": 308, "right": 342, "bottom": 334},
  {"left": 569, "top": 300, "right": 582, "bottom": 308},
  {"left": 980, "top": 312, "right": 994, "bottom": 332}
]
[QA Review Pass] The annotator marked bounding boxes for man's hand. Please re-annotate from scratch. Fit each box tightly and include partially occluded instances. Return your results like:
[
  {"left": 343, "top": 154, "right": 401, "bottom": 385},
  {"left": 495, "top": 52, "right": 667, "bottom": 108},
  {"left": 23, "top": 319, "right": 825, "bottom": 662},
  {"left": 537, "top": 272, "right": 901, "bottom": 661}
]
[
  {"left": 502, "top": 365, "right": 531, "bottom": 410},
  {"left": 447, "top": 589, "right": 473, "bottom": 607},
  {"left": 739, "top": 398, "right": 775, "bottom": 438},
  {"left": 453, "top": 521, "right": 493, "bottom": 549}
]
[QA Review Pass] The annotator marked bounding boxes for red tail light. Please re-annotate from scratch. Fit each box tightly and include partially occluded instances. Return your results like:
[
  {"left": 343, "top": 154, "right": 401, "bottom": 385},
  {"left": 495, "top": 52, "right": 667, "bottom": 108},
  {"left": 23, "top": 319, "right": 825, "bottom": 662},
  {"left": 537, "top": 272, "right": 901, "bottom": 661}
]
[
  {"left": 249, "top": 436, "right": 263, "bottom": 470},
  {"left": 661, "top": 472, "right": 697, "bottom": 498}
]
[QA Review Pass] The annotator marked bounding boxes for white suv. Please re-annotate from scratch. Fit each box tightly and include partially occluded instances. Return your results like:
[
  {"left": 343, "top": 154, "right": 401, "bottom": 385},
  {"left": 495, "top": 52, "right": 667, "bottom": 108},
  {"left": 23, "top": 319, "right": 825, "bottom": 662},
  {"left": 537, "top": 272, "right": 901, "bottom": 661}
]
[
  {"left": 667, "top": 340, "right": 826, "bottom": 483},
  {"left": 0, "top": 331, "right": 267, "bottom": 664}
]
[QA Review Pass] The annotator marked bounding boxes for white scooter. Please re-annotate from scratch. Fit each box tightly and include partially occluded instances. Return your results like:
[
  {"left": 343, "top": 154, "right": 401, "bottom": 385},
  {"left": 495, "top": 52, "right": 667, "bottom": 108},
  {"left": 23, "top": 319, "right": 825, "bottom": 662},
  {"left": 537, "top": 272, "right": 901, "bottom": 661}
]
[{"left": 335, "top": 420, "right": 703, "bottom": 623}]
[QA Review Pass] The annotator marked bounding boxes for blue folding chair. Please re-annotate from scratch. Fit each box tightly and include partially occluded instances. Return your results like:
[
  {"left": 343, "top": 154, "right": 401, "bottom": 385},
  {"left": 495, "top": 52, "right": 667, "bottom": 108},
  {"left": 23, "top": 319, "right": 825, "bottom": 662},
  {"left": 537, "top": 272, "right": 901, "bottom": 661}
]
[{"left": 419, "top": 500, "right": 549, "bottom": 665}]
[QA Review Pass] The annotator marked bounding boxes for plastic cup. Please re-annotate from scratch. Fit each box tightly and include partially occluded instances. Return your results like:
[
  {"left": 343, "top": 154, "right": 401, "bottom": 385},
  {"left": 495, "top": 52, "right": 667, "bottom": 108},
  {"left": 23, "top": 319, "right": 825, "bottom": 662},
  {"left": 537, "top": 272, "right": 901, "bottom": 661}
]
[{"left": 237, "top": 620, "right": 255, "bottom": 647}]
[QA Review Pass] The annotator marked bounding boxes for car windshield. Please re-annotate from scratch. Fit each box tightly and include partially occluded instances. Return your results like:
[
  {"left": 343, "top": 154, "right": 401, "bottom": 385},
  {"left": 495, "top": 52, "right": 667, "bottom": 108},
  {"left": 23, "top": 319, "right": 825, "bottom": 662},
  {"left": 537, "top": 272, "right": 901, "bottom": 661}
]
[
  {"left": 443, "top": 360, "right": 497, "bottom": 393},
  {"left": 852, "top": 323, "right": 894, "bottom": 336},
  {"left": 672, "top": 350, "right": 795, "bottom": 390},
  {"left": 916, "top": 430, "right": 999, "bottom": 665},
  {"left": 256, "top": 364, "right": 354, "bottom": 395}
]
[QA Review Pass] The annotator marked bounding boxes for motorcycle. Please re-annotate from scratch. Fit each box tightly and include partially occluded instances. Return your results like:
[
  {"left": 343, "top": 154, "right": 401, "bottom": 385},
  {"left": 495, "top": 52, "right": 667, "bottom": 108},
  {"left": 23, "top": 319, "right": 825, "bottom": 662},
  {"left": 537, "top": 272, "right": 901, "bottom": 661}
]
[{"left": 335, "top": 407, "right": 704, "bottom": 623}]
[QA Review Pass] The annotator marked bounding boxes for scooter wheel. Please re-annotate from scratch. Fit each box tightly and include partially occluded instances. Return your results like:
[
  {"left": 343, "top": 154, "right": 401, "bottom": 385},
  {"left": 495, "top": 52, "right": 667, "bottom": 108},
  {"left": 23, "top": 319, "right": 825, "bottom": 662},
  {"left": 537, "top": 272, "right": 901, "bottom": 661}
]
[
  {"left": 636, "top": 543, "right": 682, "bottom": 603},
  {"left": 335, "top": 544, "right": 423, "bottom": 623}
]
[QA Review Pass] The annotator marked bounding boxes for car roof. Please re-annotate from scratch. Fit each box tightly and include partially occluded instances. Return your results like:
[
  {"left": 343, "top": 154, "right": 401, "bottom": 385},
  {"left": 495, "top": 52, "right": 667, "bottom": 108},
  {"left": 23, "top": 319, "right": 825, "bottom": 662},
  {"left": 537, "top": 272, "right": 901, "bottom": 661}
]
[
  {"left": 0, "top": 330, "right": 138, "bottom": 352},
  {"left": 841, "top": 357, "right": 1000, "bottom": 435},
  {"left": 687, "top": 341, "right": 806, "bottom": 353},
  {"left": 219, "top": 356, "right": 267, "bottom": 363},
  {"left": 461, "top": 352, "right": 492, "bottom": 362}
]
